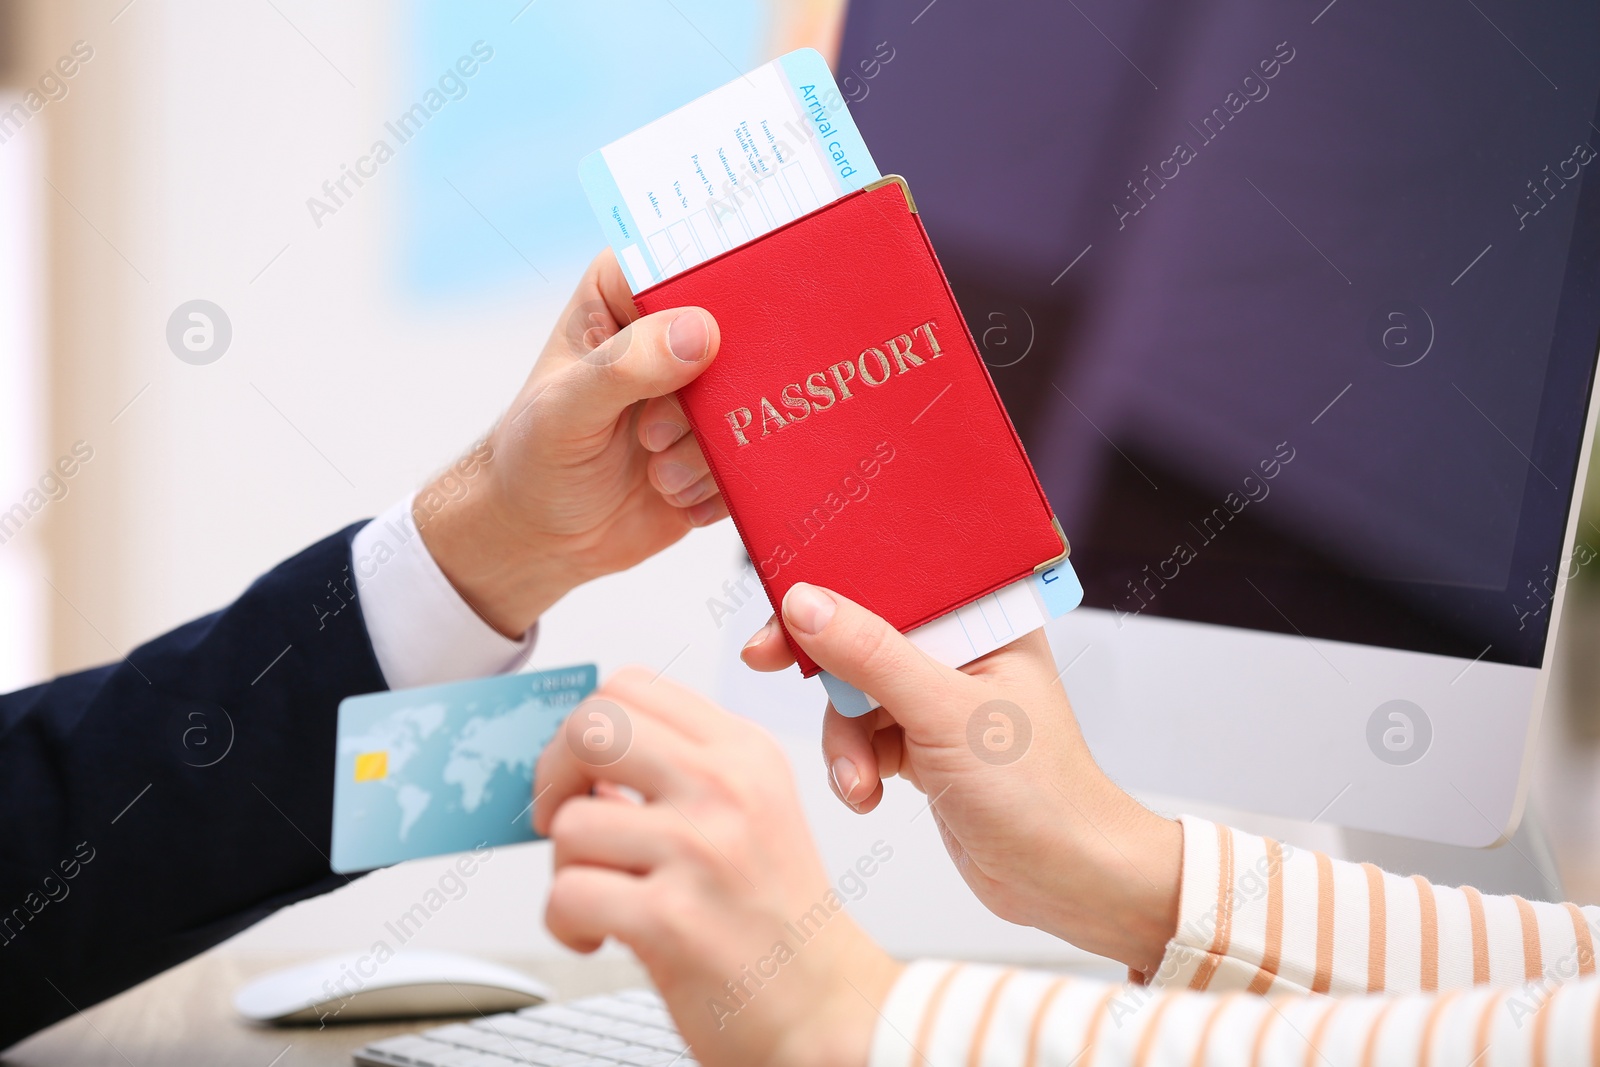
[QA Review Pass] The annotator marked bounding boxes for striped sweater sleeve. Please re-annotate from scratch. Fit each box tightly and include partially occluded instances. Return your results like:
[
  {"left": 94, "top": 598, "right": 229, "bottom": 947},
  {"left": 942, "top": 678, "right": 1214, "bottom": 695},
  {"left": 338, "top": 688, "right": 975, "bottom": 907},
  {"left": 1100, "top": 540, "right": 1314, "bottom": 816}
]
[
  {"left": 1151, "top": 816, "right": 1600, "bottom": 996},
  {"left": 868, "top": 959, "right": 1600, "bottom": 1066}
]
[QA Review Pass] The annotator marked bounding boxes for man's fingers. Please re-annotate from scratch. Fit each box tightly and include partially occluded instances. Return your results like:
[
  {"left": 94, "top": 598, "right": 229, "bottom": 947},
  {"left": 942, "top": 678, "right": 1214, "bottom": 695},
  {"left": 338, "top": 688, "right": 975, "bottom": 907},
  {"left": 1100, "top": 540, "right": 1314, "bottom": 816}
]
[
  {"left": 685, "top": 494, "right": 728, "bottom": 528},
  {"left": 555, "top": 252, "right": 637, "bottom": 359},
  {"left": 545, "top": 864, "right": 647, "bottom": 954},
  {"left": 542, "top": 305, "right": 720, "bottom": 439},
  {"left": 591, "top": 250, "right": 642, "bottom": 330},
  {"left": 781, "top": 583, "right": 959, "bottom": 717},
  {"left": 663, "top": 475, "right": 719, "bottom": 509},
  {"left": 648, "top": 435, "right": 711, "bottom": 501},
  {"left": 636, "top": 394, "right": 690, "bottom": 453},
  {"left": 740, "top": 614, "right": 796, "bottom": 672}
]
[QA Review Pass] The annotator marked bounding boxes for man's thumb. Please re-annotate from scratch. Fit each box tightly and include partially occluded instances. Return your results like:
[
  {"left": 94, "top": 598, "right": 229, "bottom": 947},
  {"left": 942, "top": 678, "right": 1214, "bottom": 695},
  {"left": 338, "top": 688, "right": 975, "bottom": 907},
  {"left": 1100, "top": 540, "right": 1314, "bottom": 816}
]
[
  {"left": 781, "top": 583, "right": 954, "bottom": 716},
  {"left": 546, "top": 306, "right": 718, "bottom": 436}
]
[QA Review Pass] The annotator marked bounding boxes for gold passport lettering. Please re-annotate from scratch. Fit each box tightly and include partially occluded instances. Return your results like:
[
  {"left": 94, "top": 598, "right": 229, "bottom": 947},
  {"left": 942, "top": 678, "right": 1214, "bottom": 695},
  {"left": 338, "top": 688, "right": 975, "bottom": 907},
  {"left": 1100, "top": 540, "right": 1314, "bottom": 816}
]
[{"left": 724, "top": 320, "right": 942, "bottom": 446}]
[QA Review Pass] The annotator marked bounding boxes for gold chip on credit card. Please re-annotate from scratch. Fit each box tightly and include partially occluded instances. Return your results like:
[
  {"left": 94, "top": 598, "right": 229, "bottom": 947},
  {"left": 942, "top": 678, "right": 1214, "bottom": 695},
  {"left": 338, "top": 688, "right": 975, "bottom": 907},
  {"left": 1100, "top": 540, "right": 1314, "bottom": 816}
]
[{"left": 353, "top": 751, "right": 387, "bottom": 782}]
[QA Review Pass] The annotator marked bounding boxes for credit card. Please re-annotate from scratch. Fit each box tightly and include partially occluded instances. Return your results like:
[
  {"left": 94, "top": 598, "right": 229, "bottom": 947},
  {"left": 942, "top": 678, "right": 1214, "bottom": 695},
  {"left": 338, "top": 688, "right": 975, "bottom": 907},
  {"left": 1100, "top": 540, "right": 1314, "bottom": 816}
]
[
  {"left": 330, "top": 666, "right": 597, "bottom": 874},
  {"left": 820, "top": 562, "right": 1084, "bottom": 717},
  {"left": 579, "top": 47, "right": 880, "bottom": 291}
]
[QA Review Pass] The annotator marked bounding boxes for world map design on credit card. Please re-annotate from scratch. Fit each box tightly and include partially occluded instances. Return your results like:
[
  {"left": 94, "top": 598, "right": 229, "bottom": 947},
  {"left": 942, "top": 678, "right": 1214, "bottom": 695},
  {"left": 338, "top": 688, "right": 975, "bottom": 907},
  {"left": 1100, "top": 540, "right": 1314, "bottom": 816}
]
[{"left": 330, "top": 666, "right": 596, "bottom": 873}]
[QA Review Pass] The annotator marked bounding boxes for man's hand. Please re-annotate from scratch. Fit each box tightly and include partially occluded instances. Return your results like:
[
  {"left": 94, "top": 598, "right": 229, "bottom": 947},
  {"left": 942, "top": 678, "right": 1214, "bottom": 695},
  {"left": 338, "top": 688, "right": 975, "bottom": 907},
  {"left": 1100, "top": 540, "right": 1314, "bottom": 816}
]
[
  {"left": 417, "top": 251, "right": 727, "bottom": 637},
  {"left": 745, "top": 586, "right": 1184, "bottom": 977},
  {"left": 533, "top": 669, "right": 901, "bottom": 1067}
]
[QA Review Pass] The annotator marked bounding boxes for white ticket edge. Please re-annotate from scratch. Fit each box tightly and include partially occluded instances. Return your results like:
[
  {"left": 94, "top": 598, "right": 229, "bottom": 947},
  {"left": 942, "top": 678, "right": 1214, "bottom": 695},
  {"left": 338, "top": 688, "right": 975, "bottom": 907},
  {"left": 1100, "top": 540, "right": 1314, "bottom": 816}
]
[{"left": 819, "top": 560, "right": 1083, "bottom": 717}]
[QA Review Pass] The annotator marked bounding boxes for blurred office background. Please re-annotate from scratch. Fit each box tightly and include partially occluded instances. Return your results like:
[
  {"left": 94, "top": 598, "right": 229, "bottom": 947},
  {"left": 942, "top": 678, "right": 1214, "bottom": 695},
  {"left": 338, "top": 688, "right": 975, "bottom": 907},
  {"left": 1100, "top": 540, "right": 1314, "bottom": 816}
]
[
  {"left": 1, "top": 0, "right": 1101, "bottom": 968},
  {"left": 3, "top": 0, "right": 1599, "bottom": 971}
]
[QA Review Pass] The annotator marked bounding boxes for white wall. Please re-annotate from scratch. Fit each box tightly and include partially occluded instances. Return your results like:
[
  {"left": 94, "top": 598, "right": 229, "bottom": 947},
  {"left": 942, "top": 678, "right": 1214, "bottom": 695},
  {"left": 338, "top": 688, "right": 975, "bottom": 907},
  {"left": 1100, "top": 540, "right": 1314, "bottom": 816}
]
[{"left": 0, "top": 92, "right": 47, "bottom": 692}]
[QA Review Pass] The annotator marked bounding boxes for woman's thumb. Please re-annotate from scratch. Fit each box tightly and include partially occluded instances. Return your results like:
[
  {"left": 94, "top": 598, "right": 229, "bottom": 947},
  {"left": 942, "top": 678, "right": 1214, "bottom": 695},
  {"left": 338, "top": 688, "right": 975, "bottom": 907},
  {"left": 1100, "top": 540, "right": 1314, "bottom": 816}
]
[{"left": 781, "top": 584, "right": 953, "bottom": 717}]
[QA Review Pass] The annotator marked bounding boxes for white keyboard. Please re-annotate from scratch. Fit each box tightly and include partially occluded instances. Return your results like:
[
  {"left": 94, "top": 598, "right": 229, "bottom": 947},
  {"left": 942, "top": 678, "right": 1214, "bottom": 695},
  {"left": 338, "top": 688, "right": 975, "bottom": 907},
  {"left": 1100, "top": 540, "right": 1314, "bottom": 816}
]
[{"left": 353, "top": 989, "right": 694, "bottom": 1067}]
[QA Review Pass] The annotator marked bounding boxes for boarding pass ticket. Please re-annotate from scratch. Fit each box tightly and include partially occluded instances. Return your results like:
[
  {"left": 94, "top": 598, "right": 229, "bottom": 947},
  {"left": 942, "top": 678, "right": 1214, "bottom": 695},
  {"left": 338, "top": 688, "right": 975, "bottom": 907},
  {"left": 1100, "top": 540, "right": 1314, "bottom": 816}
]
[
  {"left": 820, "top": 564, "right": 1084, "bottom": 717},
  {"left": 579, "top": 48, "right": 881, "bottom": 292}
]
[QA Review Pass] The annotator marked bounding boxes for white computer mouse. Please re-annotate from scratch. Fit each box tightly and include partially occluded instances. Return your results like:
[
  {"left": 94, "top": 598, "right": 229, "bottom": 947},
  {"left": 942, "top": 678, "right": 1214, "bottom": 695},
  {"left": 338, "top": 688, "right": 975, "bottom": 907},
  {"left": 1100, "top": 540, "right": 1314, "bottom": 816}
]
[{"left": 233, "top": 949, "right": 553, "bottom": 1025}]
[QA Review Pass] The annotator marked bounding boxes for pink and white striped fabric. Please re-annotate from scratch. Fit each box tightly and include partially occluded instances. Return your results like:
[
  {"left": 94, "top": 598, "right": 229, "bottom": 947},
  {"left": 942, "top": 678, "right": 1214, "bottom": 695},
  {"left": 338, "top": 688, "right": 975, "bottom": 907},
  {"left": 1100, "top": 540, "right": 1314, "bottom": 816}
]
[{"left": 870, "top": 816, "right": 1600, "bottom": 1066}]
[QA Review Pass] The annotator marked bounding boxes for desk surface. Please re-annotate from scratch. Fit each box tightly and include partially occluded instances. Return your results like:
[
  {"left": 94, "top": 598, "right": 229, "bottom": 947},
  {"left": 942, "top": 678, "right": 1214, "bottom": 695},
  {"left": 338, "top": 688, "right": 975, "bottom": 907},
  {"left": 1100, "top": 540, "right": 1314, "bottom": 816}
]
[{"left": 4, "top": 949, "right": 652, "bottom": 1067}]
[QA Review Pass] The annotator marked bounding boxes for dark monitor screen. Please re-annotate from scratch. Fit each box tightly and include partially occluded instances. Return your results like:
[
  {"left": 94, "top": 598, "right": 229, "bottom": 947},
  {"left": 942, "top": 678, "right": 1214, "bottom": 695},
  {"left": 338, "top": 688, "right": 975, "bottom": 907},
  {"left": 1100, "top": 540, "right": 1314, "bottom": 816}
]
[{"left": 841, "top": 0, "right": 1600, "bottom": 668}]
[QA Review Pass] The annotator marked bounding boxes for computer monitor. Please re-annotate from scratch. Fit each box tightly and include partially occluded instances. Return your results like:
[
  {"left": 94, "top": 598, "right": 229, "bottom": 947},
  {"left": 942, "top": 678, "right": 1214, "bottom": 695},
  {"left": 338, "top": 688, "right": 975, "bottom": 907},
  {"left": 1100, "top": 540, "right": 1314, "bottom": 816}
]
[{"left": 841, "top": 0, "right": 1600, "bottom": 845}]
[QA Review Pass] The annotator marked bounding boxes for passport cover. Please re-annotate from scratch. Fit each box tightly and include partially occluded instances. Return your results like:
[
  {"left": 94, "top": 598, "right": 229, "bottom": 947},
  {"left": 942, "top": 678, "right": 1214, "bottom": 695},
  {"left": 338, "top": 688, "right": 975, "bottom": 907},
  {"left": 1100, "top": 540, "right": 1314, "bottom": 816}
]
[{"left": 635, "top": 177, "right": 1066, "bottom": 676}]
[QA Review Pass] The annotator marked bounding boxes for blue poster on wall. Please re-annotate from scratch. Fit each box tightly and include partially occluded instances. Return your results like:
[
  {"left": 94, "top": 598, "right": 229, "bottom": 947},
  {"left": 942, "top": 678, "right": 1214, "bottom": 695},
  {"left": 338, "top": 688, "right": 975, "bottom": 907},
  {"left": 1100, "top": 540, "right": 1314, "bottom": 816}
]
[{"left": 397, "top": 0, "right": 766, "bottom": 298}]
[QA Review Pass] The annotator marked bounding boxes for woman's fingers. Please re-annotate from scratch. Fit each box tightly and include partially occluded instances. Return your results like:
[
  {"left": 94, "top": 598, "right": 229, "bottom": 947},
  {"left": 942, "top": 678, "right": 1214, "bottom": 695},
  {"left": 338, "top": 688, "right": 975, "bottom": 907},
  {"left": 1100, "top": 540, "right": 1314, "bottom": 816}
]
[
  {"left": 533, "top": 692, "right": 702, "bottom": 835},
  {"left": 549, "top": 795, "right": 680, "bottom": 875},
  {"left": 874, "top": 724, "right": 914, "bottom": 792},
  {"left": 545, "top": 864, "right": 648, "bottom": 954},
  {"left": 600, "top": 668, "right": 743, "bottom": 746},
  {"left": 821, "top": 706, "right": 911, "bottom": 813},
  {"left": 781, "top": 583, "right": 960, "bottom": 720},
  {"left": 821, "top": 706, "right": 883, "bottom": 811},
  {"left": 740, "top": 614, "right": 796, "bottom": 672}
]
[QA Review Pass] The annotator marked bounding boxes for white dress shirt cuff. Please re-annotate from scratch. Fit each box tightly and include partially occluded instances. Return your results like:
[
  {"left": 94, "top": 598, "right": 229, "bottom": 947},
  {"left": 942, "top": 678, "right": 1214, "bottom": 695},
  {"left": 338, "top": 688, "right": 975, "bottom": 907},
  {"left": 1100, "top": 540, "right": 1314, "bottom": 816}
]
[{"left": 352, "top": 496, "right": 535, "bottom": 690}]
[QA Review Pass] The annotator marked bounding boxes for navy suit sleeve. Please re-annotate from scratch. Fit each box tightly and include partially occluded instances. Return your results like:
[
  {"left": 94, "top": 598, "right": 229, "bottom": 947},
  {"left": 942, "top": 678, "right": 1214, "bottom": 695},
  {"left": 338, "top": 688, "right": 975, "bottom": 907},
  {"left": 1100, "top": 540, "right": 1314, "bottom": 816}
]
[{"left": 0, "top": 523, "right": 389, "bottom": 1048}]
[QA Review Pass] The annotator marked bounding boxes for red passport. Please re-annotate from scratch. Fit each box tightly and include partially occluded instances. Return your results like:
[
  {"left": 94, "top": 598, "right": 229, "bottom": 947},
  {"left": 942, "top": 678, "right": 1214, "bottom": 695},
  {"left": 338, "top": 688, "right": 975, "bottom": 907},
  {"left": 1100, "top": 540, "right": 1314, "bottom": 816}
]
[{"left": 634, "top": 176, "right": 1066, "bottom": 676}]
